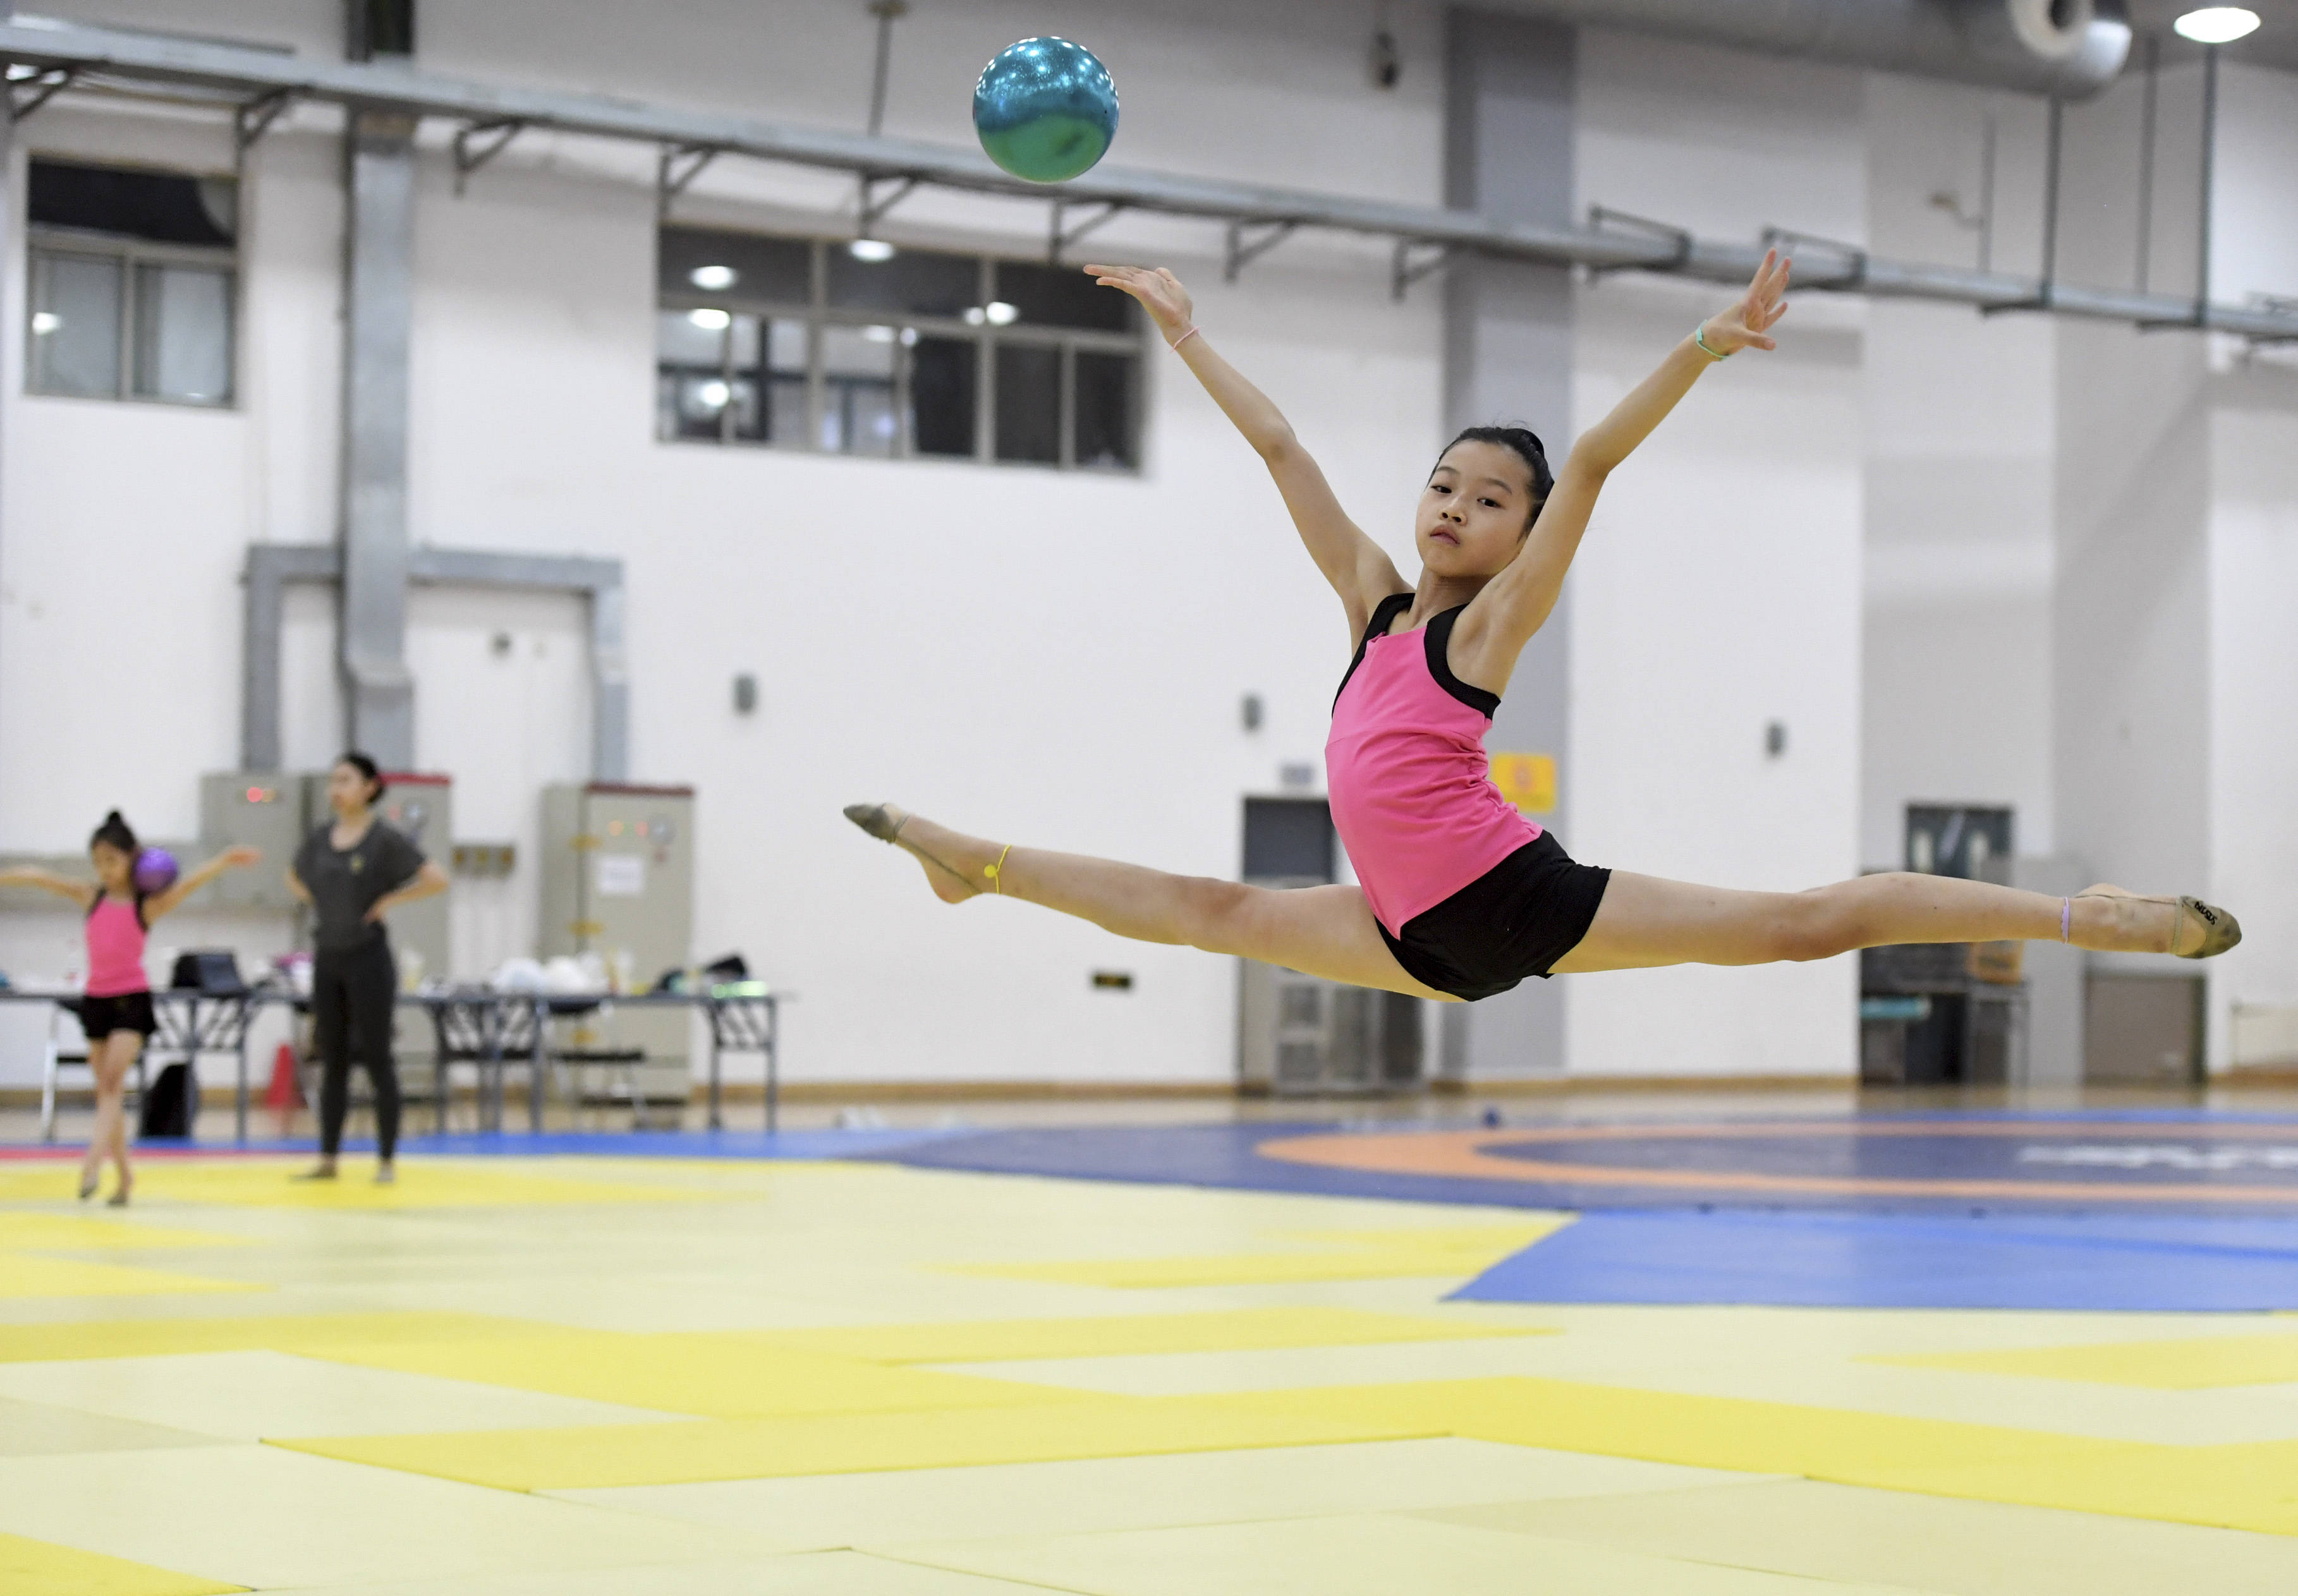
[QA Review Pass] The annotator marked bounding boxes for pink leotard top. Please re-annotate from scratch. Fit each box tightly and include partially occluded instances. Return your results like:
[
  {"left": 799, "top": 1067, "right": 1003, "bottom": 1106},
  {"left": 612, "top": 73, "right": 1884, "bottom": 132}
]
[
  {"left": 1326, "top": 594, "right": 1541, "bottom": 935},
  {"left": 84, "top": 897, "right": 149, "bottom": 998}
]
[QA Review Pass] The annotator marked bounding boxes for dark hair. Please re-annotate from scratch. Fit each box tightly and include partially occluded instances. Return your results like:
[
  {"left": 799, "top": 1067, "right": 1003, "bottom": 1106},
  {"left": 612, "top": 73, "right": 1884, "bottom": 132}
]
[
  {"left": 336, "top": 751, "right": 386, "bottom": 802},
  {"left": 1438, "top": 425, "right": 1555, "bottom": 518},
  {"left": 90, "top": 809, "right": 139, "bottom": 857}
]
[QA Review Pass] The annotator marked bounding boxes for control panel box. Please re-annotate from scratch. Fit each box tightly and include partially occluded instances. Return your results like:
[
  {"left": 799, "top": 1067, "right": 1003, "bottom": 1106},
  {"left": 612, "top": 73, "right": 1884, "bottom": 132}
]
[
  {"left": 197, "top": 773, "right": 307, "bottom": 912},
  {"left": 542, "top": 783, "right": 696, "bottom": 1080}
]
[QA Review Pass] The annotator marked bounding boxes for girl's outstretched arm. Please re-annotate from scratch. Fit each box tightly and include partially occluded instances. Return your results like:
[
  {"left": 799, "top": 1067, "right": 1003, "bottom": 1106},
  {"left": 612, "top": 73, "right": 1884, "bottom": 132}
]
[
  {"left": 145, "top": 846, "right": 260, "bottom": 922},
  {"left": 0, "top": 867, "right": 97, "bottom": 910},
  {"left": 1457, "top": 251, "right": 1790, "bottom": 684},
  {"left": 1086, "top": 263, "right": 1406, "bottom": 639}
]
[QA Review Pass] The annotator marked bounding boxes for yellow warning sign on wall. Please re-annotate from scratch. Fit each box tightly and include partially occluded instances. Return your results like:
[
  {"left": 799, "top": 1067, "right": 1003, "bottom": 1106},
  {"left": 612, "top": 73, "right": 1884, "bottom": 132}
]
[{"left": 1489, "top": 752, "right": 1557, "bottom": 814}]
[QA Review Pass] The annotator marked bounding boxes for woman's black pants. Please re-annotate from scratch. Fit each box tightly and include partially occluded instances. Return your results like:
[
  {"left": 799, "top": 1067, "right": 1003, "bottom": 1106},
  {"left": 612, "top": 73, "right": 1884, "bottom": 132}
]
[{"left": 312, "top": 940, "right": 401, "bottom": 1160}]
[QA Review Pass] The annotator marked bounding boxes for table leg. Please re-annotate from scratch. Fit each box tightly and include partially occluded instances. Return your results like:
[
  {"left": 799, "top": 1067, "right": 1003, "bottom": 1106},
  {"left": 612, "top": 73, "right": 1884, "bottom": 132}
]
[
  {"left": 234, "top": 1000, "right": 249, "bottom": 1147},
  {"left": 707, "top": 1001, "right": 724, "bottom": 1133},
  {"left": 766, "top": 998, "right": 779, "bottom": 1136},
  {"left": 530, "top": 1000, "right": 547, "bottom": 1134}
]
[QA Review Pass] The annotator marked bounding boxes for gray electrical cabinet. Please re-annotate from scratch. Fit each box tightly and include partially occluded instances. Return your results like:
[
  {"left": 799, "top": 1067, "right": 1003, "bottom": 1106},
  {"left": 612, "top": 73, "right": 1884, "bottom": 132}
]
[
  {"left": 1238, "top": 961, "right": 1423, "bottom": 1095},
  {"left": 1232, "top": 795, "right": 1422, "bottom": 1096},
  {"left": 197, "top": 773, "right": 308, "bottom": 911},
  {"left": 540, "top": 783, "right": 696, "bottom": 1090}
]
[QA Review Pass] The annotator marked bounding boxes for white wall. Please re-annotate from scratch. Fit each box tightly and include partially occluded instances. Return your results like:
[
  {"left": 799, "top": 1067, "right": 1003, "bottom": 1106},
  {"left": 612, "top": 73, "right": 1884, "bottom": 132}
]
[
  {"left": 1861, "top": 75, "right": 2057, "bottom": 869},
  {"left": 1, "top": 0, "right": 1449, "bottom": 1089},
  {"left": 8, "top": 3, "right": 2298, "bottom": 1090},
  {"left": 1564, "top": 32, "right": 1866, "bottom": 1079}
]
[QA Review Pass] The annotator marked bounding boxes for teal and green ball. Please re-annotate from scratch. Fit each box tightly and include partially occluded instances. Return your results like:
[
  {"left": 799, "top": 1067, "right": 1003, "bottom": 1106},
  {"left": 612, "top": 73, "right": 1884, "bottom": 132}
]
[{"left": 973, "top": 37, "right": 1119, "bottom": 184}]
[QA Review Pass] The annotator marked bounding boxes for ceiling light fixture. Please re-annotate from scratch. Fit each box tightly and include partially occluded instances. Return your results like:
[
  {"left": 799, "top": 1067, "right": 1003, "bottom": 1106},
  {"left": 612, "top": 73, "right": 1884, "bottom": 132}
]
[
  {"left": 983, "top": 301, "right": 1019, "bottom": 325},
  {"left": 30, "top": 312, "right": 59, "bottom": 334},
  {"left": 688, "top": 308, "right": 732, "bottom": 330},
  {"left": 2174, "top": 6, "right": 2260, "bottom": 43},
  {"left": 688, "top": 264, "right": 738, "bottom": 290},
  {"left": 696, "top": 379, "right": 732, "bottom": 409},
  {"left": 848, "top": 238, "right": 896, "bottom": 263}
]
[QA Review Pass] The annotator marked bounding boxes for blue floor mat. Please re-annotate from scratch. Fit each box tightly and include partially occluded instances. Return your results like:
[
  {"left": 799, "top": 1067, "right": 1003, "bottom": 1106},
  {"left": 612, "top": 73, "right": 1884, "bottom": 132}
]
[{"left": 1451, "top": 1207, "right": 2298, "bottom": 1311}]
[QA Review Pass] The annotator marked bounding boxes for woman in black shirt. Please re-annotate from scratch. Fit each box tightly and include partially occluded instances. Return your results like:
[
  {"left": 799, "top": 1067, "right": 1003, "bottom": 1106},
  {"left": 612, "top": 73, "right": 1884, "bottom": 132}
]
[{"left": 287, "top": 753, "right": 449, "bottom": 1183}]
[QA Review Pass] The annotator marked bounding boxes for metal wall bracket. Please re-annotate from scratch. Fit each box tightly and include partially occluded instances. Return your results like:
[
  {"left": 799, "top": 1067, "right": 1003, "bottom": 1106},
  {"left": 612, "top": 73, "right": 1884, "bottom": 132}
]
[
  {"left": 2242, "top": 294, "right": 2298, "bottom": 346},
  {"left": 1224, "top": 219, "right": 1297, "bottom": 283},
  {"left": 6, "top": 65, "right": 74, "bottom": 123},
  {"left": 1762, "top": 226, "right": 1866, "bottom": 291},
  {"left": 1586, "top": 206, "right": 1691, "bottom": 276},
  {"left": 241, "top": 543, "right": 631, "bottom": 782},
  {"left": 656, "top": 142, "right": 718, "bottom": 219},
  {"left": 233, "top": 88, "right": 293, "bottom": 154},
  {"left": 452, "top": 118, "right": 525, "bottom": 196},
  {"left": 1049, "top": 199, "right": 1126, "bottom": 266},
  {"left": 858, "top": 172, "right": 918, "bottom": 234},
  {"left": 1982, "top": 96, "right": 2065, "bottom": 317},
  {"left": 1390, "top": 239, "right": 1453, "bottom": 302}
]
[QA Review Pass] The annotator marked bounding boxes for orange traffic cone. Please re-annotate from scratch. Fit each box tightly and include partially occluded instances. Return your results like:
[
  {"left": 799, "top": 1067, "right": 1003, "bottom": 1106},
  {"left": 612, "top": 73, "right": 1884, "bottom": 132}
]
[{"left": 265, "top": 1044, "right": 304, "bottom": 1115}]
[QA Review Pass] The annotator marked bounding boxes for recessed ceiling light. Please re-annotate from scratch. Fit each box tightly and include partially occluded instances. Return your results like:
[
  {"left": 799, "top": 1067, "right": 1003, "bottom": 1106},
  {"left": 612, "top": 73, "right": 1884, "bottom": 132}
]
[
  {"left": 688, "top": 264, "right": 738, "bottom": 290},
  {"left": 30, "top": 312, "right": 59, "bottom": 334},
  {"left": 2175, "top": 7, "right": 2260, "bottom": 44},
  {"left": 696, "top": 379, "right": 731, "bottom": 409},
  {"left": 848, "top": 238, "right": 896, "bottom": 263},
  {"left": 984, "top": 301, "right": 1019, "bottom": 325},
  {"left": 863, "top": 324, "right": 897, "bottom": 343},
  {"left": 688, "top": 308, "right": 731, "bottom": 330}
]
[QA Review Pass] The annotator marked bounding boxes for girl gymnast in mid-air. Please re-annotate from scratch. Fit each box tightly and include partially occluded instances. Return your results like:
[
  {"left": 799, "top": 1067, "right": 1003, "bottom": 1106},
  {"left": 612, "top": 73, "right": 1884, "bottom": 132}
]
[{"left": 846, "top": 251, "right": 2237, "bottom": 1003}]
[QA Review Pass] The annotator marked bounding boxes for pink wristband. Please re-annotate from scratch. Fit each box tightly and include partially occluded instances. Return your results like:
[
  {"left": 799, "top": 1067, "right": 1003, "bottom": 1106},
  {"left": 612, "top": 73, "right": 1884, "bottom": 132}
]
[{"left": 1168, "top": 325, "right": 1201, "bottom": 352}]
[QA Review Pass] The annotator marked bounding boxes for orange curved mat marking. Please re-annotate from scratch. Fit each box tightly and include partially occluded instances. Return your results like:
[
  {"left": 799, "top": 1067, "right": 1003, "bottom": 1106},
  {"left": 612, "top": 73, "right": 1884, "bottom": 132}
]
[{"left": 1257, "top": 1120, "right": 2298, "bottom": 1204}]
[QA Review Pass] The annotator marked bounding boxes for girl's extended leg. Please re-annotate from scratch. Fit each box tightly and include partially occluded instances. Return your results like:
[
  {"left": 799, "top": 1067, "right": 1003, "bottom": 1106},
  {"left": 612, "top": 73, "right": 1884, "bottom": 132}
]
[
  {"left": 865, "top": 807, "right": 1452, "bottom": 1001},
  {"left": 1552, "top": 870, "right": 2207, "bottom": 974},
  {"left": 90, "top": 1032, "right": 139, "bottom": 1203}
]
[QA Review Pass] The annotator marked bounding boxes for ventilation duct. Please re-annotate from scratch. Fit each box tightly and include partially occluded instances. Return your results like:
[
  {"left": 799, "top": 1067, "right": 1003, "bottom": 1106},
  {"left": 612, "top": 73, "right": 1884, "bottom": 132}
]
[{"left": 1473, "top": 0, "right": 2133, "bottom": 98}]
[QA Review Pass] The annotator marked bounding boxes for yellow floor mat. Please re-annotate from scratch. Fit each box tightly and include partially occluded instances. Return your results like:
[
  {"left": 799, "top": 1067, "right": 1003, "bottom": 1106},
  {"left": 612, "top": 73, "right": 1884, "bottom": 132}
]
[
  {"left": 0, "top": 1215, "right": 245, "bottom": 1251},
  {"left": 0, "top": 1310, "right": 548, "bottom": 1365},
  {"left": 954, "top": 1221, "right": 1567, "bottom": 1288},
  {"left": 0, "top": 1395, "right": 226, "bottom": 1458},
  {"left": 0, "top": 1531, "right": 243, "bottom": 1596},
  {"left": 880, "top": 1511, "right": 1921, "bottom": 1596},
  {"left": 0, "top": 1254, "right": 262, "bottom": 1299},
  {"left": 310, "top": 1329, "right": 1076, "bottom": 1419},
  {"left": 0, "top": 1159, "right": 712, "bottom": 1209},
  {"left": 275, "top": 1393, "right": 1442, "bottom": 1491},
  {"left": 1877, "top": 1332, "right": 2298, "bottom": 1389},
  {"left": 1237, "top": 1375, "right": 2298, "bottom": 1538},
  {"left": 1418, "top": 1476, "right": 2298, "bottom": 1595},
  {"left": 748, "top": 1307, "right": 1554, "bottom": 1364}
]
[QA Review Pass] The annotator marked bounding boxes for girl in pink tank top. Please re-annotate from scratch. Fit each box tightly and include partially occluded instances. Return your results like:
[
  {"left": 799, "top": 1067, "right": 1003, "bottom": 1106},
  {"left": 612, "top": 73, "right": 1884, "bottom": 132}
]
[
  {"left": 842, "top": 250, "right": 2237, "bottom": 1008},
  {"left": 0, "top": 813, "right": 258, "bottom": 1204}
]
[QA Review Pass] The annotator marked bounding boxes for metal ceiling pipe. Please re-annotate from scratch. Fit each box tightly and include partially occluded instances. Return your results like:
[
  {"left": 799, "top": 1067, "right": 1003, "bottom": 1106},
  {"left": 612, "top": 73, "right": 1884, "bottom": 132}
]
[{"left": 1462, "top": 0, "right": 2133, "bottom": 98}]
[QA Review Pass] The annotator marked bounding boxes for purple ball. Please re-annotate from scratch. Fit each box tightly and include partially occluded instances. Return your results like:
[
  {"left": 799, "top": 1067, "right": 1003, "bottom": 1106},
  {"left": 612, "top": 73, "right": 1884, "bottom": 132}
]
[{"left": 132, "top": 847, "right": 179, "bottom": 895}]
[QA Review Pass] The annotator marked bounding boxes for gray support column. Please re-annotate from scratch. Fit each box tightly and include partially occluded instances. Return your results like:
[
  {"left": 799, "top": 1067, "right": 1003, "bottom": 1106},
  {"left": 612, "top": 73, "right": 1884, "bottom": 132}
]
[
  {"left": 1439, "top": 9, "right": 1576, "bottom": 1080},
  {"left": 338, "top": 106, "right": 418, "bottom": 767}
]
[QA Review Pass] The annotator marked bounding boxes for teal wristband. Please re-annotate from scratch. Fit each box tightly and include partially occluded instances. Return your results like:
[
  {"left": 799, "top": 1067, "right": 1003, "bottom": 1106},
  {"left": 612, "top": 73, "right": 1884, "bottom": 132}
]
[{"left": 1693, "top": 323, "right": 1731, "bottom": 360}]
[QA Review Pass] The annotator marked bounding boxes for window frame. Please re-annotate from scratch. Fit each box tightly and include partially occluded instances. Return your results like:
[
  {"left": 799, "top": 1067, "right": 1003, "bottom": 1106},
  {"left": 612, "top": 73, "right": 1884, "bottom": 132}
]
[
  {"left": 657, "top": 232, "right": 1144, "bottom": 473},
  {"left": 27, "top": 224, "right": 241, "bottom": 410}
]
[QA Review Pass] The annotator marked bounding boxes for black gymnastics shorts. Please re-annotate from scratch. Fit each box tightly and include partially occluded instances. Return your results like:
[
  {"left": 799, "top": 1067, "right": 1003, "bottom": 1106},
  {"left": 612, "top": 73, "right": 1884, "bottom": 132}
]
[
  {"left": 76, "top": 991, "right": 157, "bottom": 1039},
  {"left": 1377, "top": 833, "right": 1612, "bottom": 1002}
]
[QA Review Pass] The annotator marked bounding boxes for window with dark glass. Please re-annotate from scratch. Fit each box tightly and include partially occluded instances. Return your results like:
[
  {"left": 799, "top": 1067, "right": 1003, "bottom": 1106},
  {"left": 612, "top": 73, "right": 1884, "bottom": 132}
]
[
  {"left": 656, "top": 226, "right": 1141, "bottom": 470},
  {"left": 27, "top": 160, "right": 238, "bottom": 407}
]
